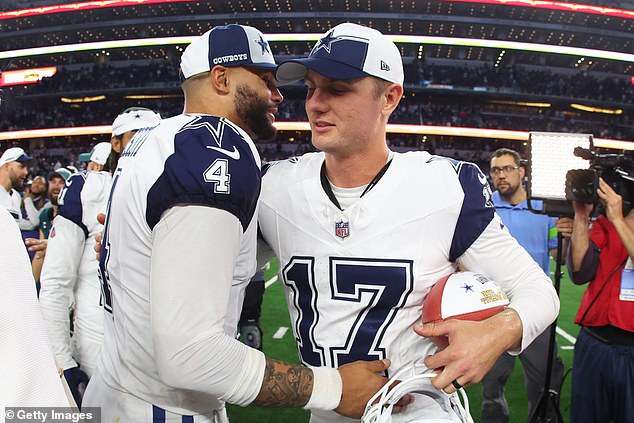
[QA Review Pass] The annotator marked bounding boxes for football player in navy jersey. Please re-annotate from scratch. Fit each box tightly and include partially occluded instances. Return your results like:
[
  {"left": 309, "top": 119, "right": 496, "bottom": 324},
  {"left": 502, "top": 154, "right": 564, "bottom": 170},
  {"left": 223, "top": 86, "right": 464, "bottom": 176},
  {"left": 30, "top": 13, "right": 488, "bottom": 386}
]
[
  {"left": 38, "top": 110, "right": 161, "bottom": 406},
  {"left": 258, "top": 23, "right": 560, "bottom": 422},
  {"left": 83, "top": 24, "right": 391, "bottom": 422}
]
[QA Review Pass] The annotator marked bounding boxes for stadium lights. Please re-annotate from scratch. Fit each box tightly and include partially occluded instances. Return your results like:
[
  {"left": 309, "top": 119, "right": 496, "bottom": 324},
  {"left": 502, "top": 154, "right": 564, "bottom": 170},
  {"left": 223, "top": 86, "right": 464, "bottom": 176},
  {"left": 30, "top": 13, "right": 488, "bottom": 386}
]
[
  {"left": 60, "top": 95, "right": 106, "bottom": 103},
  {"left": 2, "top": 34, "right": 634, "bottom": 64},
  {"left": 0, "top": 0, "right": 193, "bottom": 21},
  {"left": 124, "top": 94, "right": 182, "bottom": 99},
  {"left": 492, "top": 100, "right": 551, "bottom": 108},
  {"left": 570, "top": 104, "right": 623, "bottom": 115},
  {"left": 0, "top": 124, "right": 631, "bottom": 152},
  {"left": 0, "top": 66, "right": 57, "bottom": 87},
  {"left": 446, "top": 0, "right": 634, "bottom": 20},
  {"left": 527, "top": 132, "right": 592, "bottom": 202},
  {"left": 0, "top": 126, "right": 113, "bottom": 140},
  {"left": 0, "top": 37, "right": 194, "bottom": 60},
  {"left": 2, "top": 0, "right": 633, "bottom": 21}
]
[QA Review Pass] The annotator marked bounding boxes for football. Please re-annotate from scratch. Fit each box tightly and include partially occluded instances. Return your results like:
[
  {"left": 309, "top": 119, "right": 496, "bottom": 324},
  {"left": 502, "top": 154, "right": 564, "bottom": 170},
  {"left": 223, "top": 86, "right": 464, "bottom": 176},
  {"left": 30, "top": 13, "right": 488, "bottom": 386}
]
[{"left": 422, "top": 271, "right": 510, "bottom": 348}]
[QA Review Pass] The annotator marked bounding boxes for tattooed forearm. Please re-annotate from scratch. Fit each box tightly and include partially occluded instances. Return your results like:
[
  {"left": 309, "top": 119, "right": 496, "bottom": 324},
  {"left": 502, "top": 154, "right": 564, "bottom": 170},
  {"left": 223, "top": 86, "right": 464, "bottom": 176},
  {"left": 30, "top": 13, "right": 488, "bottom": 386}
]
[{"left": 253, "top": 358, "right": 314, "bottom": 407}]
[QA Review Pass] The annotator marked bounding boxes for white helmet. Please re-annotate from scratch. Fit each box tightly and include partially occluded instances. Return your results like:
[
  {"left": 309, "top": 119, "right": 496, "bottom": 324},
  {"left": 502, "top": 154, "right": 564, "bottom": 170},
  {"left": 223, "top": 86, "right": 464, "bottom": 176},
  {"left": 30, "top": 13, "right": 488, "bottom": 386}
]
[{"left": 362, "top": 363, "right": 474, "bottom": 423}]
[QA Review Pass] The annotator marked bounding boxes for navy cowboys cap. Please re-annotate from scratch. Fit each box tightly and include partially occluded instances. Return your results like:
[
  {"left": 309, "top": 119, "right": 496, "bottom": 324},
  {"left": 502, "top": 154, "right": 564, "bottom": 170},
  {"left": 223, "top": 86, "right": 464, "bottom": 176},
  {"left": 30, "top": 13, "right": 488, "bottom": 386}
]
[
  {"left": 275, "top": 22, "right": 404, "bottom": 85},
  {"left": 180, "top": 24, "right": 277, "bottom": 79}
]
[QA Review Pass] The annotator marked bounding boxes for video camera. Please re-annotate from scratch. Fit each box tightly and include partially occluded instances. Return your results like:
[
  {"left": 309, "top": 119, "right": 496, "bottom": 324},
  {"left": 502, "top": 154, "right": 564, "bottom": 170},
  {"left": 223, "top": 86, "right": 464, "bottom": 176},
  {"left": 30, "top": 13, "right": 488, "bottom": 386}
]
[
  {"left": 565, "top": 147, "right": 634, "bottom": 215},
  {"left": 525, "top": 132, "right": 634, "bottom": 218}
]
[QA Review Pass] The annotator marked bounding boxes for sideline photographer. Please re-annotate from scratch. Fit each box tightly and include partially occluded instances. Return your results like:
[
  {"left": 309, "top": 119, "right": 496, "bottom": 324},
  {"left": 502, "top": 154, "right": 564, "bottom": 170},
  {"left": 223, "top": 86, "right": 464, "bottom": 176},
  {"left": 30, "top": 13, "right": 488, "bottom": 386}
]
[{"left": 558, "top": 176, "right": 634, "bottom": 423}]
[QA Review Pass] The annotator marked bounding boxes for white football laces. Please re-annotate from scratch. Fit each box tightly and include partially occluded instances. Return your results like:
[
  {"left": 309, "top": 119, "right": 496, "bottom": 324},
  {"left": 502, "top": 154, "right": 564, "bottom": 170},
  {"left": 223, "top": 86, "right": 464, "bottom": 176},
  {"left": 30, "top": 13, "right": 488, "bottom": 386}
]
[{"left": 361, "top": 364, "right": 474, "bottom": 423}]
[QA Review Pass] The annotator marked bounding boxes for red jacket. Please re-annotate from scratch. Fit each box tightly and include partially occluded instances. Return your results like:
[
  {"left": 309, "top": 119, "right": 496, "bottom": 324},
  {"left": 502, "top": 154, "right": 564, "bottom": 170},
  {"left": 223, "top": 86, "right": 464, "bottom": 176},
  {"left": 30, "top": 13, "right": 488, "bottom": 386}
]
[{"left": 574, "top": 215, "right": 634, "bottom": 332}]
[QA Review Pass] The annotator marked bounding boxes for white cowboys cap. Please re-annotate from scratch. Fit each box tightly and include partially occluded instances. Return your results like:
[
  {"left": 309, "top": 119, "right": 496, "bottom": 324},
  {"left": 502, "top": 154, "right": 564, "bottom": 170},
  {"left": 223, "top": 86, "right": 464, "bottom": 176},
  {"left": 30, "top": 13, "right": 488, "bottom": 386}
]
[
  {"left": 180, "top": 24, "right": 277, "bottom": 80},
  {"left": 78, "top": 142, "right": 112, "bottom": 165},
  {"left": 111, "top": 107, "right": 161, "bottom": 137},
  {"left": 0, "top": 147, "right": 33, "bottom": 167}
]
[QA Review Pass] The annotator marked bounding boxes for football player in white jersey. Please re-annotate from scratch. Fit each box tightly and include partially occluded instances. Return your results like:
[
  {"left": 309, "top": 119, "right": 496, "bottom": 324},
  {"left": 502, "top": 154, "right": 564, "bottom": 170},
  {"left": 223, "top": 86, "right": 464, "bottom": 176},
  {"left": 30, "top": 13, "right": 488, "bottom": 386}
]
[
  {"left": 83, "top": 24, "right": 392, "bottom": 422},
  {"left": 0, "top": 207, "right": 73, "bottom": 409},
  {"left": 260, "top": 23, "right": 560, "bottom": 422},
  {"left": 0, "top": 147, "right": 39, "bottom": 229},
  {"left": 39, "top": 110, "right": 161, "bottom": 406}
]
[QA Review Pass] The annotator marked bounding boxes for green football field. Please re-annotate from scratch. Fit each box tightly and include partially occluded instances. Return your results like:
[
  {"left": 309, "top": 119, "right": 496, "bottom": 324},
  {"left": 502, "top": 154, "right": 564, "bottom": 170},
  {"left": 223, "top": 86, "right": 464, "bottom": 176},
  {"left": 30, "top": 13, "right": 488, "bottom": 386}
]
[{"left": 227, "top": 259, "right": 585, "bottom": 423}]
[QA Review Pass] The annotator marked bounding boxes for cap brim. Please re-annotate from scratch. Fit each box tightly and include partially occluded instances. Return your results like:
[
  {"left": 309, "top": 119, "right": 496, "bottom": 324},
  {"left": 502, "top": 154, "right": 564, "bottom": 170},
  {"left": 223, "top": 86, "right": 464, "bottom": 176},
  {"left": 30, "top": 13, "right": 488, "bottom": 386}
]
[
  {"left": 16, "top": 153, "right": 33, "bottom": 162},
  {"left": 276, "top": 57, "right": 367, "bottom": 85},
  {"left": 244, "top": 62, "right": 278, "bottom": 71},
  {"left": 78, "top": 153, "right": 91, "bottom": 162}
]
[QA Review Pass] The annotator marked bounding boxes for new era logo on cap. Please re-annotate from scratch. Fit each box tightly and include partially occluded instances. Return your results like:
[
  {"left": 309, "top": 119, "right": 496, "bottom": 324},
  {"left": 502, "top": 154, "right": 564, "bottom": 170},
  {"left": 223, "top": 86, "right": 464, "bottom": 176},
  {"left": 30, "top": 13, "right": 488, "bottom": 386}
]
[
  {"left": 275, "top": 23, "right": 404, "bottom": 85},
  {"left": 180, "top": 24, "right": 277, "bottom": 80}
]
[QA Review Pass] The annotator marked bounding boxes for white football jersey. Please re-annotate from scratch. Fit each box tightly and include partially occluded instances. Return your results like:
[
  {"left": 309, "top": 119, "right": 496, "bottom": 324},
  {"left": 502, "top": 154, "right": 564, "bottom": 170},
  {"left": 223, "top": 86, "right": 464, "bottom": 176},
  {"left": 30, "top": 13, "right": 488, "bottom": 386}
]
[
  {"left": 39, "top": 170, "right": 112, "bottom": 375},
  {"left": 259, "top": 151, "right": 558, "bottom": 422},
  {"left": 88, "top": 114, "right": 260, "bottom": 418},
  {"left": 0, "top": 186, "right": 40, "bottom": 230},
  {"left": 0, "top": 208, "right": 72, "bottom": 408}
]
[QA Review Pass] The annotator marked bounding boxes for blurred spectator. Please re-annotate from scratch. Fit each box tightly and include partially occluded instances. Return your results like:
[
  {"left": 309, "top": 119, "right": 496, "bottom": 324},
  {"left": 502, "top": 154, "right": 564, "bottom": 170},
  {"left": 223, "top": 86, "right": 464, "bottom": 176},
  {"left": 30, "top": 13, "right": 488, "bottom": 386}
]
[
  {"left": 28, "top": 175, "right": 50, "bottom": 211},
  {"left": 20, "top": 175, "right": 51, "bottom": 258},
  {"left": 27, "top": 167, "right": 77, "bottom": 283},
  {"left": 0, "top": 147, "right": 40, "bottom": 230},
  {"left": 481, "top": 148, "right": 565, "bottom": 422}
]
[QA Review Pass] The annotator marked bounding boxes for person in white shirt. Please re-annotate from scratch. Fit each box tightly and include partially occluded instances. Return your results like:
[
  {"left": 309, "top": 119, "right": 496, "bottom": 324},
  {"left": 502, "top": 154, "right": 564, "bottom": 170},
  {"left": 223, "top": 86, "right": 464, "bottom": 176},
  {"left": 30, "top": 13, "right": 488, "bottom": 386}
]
[
  {"left": 39, "top": 114, "right": 159, "bottom": 407},
  {"left": 28, "top": 175, "right": 51, "bottom": 212},
  {"left": 27, "top": 167, "right": 77, "bottom": 284},
  {"left": 83, "top": 24, "right": 391, "bottom": 423},
  {"left": 258, "top": 23, "right": 560, "bottom": 423},
  {"left": 0, "top": 207, "right": 72, "bottom": 410},
  {"left": 0, "top": 147, "right": 39, "bottom": 230},
  {"left": 78, "top": 142, "right": 113, "bottom": 172}
]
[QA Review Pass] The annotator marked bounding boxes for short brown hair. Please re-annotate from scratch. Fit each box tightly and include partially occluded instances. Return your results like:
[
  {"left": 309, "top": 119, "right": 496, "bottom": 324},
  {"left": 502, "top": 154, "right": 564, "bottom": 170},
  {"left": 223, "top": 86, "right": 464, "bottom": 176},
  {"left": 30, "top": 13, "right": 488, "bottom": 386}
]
[
  {"left": 491, "top": 148, "right": 521, "bottom": 166},
  {"left": 372, "top": 78, "right": 392, "bottom": 98}
]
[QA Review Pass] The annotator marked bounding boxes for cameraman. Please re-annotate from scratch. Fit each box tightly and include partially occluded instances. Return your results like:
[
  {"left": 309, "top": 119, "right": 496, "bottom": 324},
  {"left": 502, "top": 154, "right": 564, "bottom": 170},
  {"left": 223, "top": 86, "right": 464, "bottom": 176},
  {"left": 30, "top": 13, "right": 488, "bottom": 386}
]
[{"left": 561, "top": 177, "right": 634, "bottom": 423}]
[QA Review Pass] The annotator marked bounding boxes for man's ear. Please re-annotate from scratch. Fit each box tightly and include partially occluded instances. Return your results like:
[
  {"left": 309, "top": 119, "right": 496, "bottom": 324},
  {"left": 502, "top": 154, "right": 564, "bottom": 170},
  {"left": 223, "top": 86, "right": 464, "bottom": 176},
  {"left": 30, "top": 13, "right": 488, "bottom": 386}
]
[
  {"left": 210, "top": 65, "right": 230, "bottom": 95},
  {"left": 383, "top": 83, "right": 404, "bottom": 116}
]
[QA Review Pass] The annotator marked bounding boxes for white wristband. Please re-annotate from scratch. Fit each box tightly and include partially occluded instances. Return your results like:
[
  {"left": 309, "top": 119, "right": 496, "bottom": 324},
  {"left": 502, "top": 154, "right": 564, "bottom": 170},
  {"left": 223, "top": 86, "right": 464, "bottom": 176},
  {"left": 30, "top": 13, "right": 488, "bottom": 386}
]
[{"left": 303, "top": 366, "right": 342, "bottom": 411}]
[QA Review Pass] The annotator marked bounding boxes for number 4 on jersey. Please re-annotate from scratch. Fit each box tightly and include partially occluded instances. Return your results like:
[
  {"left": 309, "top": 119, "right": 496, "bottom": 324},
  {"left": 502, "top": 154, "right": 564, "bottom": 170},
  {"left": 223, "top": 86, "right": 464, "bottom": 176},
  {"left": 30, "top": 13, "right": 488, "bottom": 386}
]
[{"left": 203, "top": 158, "right": 231, "bottom": 194}]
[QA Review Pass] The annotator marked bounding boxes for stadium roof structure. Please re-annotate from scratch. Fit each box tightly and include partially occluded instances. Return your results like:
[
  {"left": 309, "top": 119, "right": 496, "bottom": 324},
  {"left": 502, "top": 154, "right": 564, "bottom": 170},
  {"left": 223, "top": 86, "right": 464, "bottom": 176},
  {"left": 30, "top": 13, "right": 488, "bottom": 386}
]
[{"left": 1, "top": 0, "right": 633, "bottom": 73}]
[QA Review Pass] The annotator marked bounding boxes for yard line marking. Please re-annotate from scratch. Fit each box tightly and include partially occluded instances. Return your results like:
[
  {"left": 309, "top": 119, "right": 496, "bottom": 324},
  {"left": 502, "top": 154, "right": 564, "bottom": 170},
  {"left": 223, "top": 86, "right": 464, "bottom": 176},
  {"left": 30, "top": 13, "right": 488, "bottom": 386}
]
[
  {"left": 556, "top": 326, "right": 577, "bottom": 345},
  {"left": 265, "top": 275, "right": 278, "bottom": 289},
  {"left": 561, "top": 346, "right": 575, "bottom": 350},
  {"left": 264, "top": 261, "right": 271, "bottom": 271},
  {"left": 273, "top": 327, "right": 289, "bottom": 339}
]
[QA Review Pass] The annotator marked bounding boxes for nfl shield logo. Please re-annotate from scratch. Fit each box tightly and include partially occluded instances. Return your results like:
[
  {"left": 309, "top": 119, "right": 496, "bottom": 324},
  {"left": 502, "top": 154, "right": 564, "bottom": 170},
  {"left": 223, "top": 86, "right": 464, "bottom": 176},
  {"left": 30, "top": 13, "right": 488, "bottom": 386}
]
[{"left": 335, "top": 220, "right": 349, "bottom": 239}]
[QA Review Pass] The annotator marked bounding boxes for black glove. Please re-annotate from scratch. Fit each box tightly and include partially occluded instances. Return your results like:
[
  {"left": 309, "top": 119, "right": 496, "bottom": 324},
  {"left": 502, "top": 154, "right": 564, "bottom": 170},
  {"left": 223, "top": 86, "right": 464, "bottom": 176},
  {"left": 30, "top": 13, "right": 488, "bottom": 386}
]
[{"left": 64, "top": 366, "right": 90, "bottom": 407}]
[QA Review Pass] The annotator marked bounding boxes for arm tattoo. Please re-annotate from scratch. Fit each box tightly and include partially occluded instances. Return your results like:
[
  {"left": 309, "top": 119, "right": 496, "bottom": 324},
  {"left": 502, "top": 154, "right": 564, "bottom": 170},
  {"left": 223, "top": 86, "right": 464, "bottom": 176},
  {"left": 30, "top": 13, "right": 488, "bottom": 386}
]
[{"left": 253, "top": 358, "right": 314, "bottom": 407}]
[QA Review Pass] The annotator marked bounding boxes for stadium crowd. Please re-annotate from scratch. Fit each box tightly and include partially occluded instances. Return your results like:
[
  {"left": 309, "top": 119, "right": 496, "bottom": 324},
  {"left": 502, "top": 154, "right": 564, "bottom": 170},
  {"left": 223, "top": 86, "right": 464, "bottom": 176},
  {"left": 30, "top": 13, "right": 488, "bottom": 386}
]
[
  {"left": 14, "top": 59, "right": 634, "bottom": 106},
  {"left": 2, "top": 59, "right": 630, "bottom": 145},
  {"left": 2, "top": 95, "right": 630, "bottom": 140}
]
